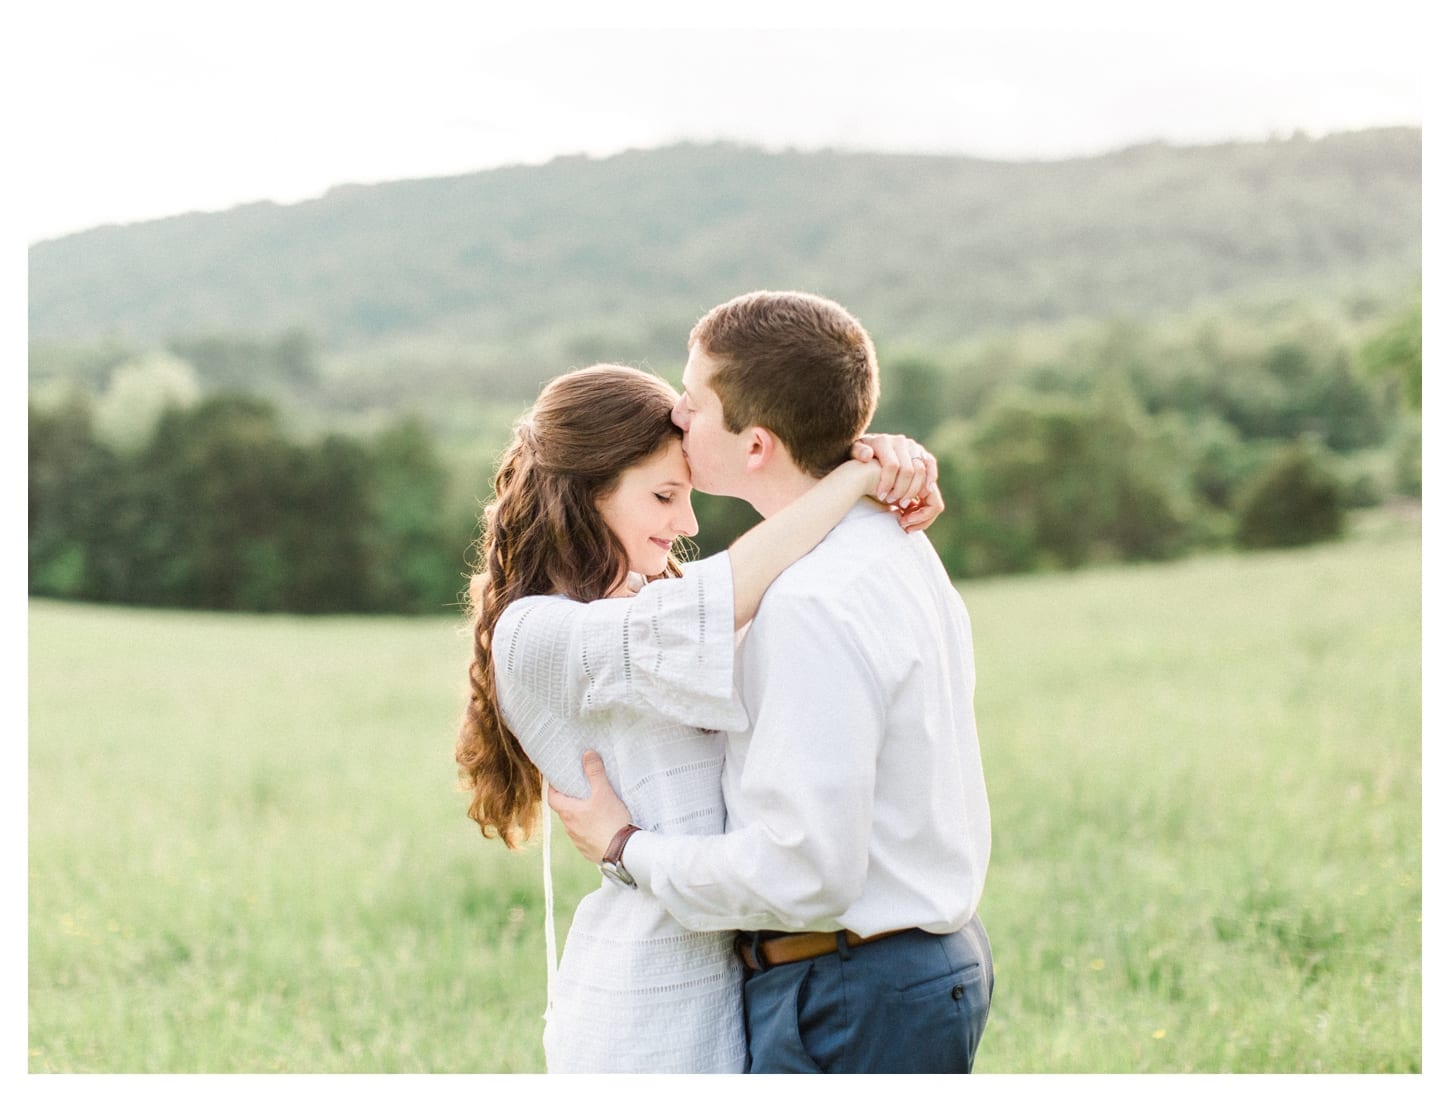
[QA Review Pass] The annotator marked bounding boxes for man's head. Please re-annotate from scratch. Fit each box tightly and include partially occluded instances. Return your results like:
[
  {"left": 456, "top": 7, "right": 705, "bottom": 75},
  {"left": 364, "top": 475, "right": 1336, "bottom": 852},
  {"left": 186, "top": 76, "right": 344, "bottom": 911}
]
[{"left": 673, "top": 291, "right": 879, "bottom": 503}]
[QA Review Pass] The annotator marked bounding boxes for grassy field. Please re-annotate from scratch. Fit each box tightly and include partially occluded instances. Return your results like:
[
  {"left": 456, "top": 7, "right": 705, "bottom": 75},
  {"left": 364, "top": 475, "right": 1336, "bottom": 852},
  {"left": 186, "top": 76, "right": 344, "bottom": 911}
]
[{"left": 28, "top": 525, "right": 1422, "bottom": 1074}]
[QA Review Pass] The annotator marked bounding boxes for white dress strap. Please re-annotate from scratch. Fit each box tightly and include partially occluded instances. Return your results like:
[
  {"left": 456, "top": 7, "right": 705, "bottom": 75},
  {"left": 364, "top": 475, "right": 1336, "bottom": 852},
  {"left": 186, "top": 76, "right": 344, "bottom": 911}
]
[{"left": 541, "top": 774, "right": 558, "bottom": 1021}]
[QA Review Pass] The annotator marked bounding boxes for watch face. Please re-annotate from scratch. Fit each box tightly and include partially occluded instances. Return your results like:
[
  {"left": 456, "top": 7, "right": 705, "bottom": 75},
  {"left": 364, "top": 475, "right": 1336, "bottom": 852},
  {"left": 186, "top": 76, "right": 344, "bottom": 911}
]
[{"left": 600, "top": 861, "right": 636, "bottom": 888}]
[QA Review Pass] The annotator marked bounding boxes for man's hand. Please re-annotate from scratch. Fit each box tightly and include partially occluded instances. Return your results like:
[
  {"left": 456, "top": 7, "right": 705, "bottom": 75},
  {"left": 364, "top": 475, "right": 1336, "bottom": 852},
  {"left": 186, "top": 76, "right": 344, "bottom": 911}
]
[{"left": 546, "top": 751, "right": 633, "bottom": 864}]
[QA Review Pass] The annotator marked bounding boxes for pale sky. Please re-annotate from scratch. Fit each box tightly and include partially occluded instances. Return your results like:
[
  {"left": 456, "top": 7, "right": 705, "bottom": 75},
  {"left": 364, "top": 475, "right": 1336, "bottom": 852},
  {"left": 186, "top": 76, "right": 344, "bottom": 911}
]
[{"left": 15, "top": 0, "right": 1428, "bottom": 244}]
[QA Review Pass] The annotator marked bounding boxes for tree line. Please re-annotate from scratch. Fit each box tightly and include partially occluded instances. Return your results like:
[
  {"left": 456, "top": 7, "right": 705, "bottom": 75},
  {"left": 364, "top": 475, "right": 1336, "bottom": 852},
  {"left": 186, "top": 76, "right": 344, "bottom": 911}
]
[
  {"left": 28, "top": 295, "right": 1420, "bottom": 614},
  {"left": 874, "top": 297, "right": 1420, "bottom": 575},
  {"left": 30, "top": 395, "right": 473, "bottom": 614}
]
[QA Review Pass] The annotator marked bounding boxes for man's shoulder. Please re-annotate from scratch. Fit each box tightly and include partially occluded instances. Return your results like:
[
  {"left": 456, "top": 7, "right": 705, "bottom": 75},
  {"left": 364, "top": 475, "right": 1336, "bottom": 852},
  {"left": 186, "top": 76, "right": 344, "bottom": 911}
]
[{"left": 767, "top": 506, "right": 931, "bottom": 608}]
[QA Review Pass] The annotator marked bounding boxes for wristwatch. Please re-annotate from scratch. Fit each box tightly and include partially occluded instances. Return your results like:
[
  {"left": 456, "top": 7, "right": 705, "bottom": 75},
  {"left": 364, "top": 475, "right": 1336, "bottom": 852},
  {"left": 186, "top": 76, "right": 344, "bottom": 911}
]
[{"left": 600, "top": 824, "right": 641, "bottom": 888}]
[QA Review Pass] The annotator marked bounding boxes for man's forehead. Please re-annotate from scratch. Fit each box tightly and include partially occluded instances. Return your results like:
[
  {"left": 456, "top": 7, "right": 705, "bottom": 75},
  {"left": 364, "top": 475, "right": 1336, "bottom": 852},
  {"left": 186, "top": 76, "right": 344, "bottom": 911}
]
[{"left": 683, "top": 346, "right": 716, "bottom": 392}]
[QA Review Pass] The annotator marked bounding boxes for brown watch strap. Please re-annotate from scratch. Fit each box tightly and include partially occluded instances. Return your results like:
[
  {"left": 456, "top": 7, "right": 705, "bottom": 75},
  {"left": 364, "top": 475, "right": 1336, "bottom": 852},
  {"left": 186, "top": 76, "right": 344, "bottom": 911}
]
[{"left": 603, "top": 824, "right": 641, "bottom": 865}]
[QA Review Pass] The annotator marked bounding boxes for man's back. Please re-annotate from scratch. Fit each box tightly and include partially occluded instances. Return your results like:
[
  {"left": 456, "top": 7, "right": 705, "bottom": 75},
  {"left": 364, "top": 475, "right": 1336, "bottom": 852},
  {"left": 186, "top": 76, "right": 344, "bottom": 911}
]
[{"left": 723, "top": 499, "right": 990, "bottom": 935}]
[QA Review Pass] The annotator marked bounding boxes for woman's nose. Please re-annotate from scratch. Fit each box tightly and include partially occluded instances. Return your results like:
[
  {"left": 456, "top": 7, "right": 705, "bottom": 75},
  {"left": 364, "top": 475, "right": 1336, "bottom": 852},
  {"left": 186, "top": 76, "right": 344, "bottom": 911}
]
[{"left": 677, "top": 495, "right": 699, "bottom": 538}]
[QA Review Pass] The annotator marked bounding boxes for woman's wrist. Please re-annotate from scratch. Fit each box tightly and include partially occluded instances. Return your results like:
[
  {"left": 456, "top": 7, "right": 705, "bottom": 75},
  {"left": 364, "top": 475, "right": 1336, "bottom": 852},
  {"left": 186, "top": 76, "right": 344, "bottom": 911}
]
[{"left": 837, "top": 455, "right": 882, "bottom": 496}]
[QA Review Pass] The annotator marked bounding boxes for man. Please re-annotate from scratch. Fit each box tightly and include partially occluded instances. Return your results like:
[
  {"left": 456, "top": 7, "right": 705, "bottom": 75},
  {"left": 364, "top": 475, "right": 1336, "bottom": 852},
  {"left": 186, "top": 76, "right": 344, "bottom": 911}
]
[{"left": 549, "top": 290, "right": 993, "bottom": 1073}]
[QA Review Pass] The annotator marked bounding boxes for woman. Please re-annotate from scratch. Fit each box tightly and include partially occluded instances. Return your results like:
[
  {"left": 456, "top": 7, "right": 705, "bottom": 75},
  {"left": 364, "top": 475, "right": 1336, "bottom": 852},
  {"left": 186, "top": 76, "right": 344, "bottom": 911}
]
[{"left": 455, "top": 364, "right": 938, "bottom": 1072}]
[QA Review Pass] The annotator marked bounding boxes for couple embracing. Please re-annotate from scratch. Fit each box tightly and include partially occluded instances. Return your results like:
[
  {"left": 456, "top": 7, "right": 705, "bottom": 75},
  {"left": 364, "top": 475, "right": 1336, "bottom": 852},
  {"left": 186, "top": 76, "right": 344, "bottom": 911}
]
[{"left": 456, "top": 290, "right": 992, "bottom": 1074}]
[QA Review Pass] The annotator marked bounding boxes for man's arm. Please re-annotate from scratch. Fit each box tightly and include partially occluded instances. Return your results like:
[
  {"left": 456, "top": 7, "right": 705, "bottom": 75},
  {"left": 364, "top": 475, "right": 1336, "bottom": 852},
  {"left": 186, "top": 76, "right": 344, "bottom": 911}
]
[{"left": 549, "top": 589, "right": 881, "bottom": 932}]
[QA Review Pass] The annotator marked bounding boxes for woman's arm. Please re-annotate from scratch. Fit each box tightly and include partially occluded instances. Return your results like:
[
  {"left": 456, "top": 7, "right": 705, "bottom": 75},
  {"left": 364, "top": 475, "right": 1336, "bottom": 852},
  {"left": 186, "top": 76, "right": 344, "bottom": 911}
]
[{"left": 726, "top": 434, "right": 940, "bottom": 628}]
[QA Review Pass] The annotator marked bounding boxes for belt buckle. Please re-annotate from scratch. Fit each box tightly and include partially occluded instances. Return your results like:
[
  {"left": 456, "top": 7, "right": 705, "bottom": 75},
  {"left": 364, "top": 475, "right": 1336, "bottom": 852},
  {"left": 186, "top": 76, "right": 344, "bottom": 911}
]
[{"left": 736, "top": 930, "right": 772, "bottom": 973}]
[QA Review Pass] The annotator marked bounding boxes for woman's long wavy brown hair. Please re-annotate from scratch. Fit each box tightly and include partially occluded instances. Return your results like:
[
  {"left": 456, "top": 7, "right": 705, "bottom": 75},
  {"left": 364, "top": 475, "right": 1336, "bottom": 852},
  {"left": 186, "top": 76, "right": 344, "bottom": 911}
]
[{"left": 456, "top": 364, "right": 686, "bottom": 848}]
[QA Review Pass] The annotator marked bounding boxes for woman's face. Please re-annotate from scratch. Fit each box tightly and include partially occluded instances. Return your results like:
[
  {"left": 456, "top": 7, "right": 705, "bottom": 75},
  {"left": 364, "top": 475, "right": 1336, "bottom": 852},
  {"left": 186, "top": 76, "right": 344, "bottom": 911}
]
[{"left": 596, "top": 437, "right": 699, "bottom": 583}]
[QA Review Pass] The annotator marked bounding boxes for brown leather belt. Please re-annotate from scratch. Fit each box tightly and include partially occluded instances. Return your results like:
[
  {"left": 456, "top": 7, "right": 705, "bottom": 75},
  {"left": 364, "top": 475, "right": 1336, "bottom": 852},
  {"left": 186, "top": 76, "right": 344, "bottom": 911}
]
[{"left": 735, "top": 928, "right": 913, "bottom": 972}]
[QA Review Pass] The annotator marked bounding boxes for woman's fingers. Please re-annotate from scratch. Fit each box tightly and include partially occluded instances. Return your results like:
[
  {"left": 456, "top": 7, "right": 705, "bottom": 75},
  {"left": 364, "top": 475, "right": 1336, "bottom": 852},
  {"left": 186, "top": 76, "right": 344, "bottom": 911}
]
[
  {"left": 858, "top": 433, "right": 936, "bottom": 504},
  {"left": 897, "top": 482, "right": 945, "bottom": 532}
]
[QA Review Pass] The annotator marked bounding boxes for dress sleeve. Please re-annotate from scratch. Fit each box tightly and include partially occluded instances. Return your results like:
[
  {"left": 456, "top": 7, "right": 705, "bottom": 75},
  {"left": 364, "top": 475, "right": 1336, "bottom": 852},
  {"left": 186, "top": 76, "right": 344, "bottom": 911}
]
[{"left": 492, "top": 551, "right": 748, "bottom": 733}]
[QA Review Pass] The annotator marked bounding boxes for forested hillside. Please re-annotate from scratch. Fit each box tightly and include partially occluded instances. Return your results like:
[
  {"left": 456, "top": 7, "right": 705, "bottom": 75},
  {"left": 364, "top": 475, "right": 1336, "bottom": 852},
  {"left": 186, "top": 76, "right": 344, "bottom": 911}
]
[
  {"left": 28, "top": 129, "right": 1422, "bottom": 614},
  {"left": 30, "top": 129, "right": 1421, "bottom": 391}
]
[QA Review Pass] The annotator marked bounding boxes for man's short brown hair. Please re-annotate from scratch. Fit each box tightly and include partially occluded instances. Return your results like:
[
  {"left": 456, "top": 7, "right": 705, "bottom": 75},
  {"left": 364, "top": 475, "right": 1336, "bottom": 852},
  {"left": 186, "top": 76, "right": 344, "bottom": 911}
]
[{"left": 689, "top": 290, "right": 880, "bottom": 478}]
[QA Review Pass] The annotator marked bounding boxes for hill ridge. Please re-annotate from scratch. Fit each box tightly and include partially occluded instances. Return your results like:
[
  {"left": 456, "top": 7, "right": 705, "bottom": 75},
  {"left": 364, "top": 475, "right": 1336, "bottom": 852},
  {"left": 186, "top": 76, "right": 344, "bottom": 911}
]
[{"left": 29, "top": 129, "right": 1421, "bottom": 368}]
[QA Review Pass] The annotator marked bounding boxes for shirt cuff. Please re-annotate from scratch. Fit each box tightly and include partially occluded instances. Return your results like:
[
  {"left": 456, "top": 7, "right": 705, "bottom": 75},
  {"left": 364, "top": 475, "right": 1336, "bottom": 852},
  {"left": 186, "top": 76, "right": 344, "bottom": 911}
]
[{"left": 623, "top": 827, "right": 663, "bottom": 888}]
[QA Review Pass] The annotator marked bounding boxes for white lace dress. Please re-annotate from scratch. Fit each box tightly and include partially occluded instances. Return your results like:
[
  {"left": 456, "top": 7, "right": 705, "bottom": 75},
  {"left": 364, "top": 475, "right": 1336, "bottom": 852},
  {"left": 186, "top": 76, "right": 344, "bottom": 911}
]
[{"left": 492, "top": 553, "right": 749, "bottom": 1073}]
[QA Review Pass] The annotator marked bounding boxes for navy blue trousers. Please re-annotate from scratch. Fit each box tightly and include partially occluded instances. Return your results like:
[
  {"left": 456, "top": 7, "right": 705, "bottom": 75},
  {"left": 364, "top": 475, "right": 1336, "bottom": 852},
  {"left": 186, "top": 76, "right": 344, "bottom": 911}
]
[{"left": 743, "top": 915, "right": 993, "bottom": 1074}]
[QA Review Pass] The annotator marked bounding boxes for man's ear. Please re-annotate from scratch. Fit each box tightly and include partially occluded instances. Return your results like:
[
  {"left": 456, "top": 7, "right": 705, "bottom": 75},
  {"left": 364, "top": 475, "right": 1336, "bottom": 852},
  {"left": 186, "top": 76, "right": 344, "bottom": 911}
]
[{"left": 742, "top": 427, "right": 776, "bottom": 474}]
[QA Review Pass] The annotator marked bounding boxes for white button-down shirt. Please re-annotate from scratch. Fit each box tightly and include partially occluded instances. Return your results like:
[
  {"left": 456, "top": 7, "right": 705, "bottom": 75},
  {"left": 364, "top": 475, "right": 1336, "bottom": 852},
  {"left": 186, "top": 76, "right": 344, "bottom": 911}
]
[{"left": 629, "top": 500, "right": 991, "bottom": 937}]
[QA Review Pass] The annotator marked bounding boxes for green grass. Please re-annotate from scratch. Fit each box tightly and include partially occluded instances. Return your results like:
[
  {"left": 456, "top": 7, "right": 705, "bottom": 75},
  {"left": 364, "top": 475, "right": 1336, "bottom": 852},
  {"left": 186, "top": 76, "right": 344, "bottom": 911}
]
[
  {"left": 963, "top": 528, "right": 1422, "bottom": 1072},
  {"left": 28, "top": 528, "right": 1421, "bottom": 1072}
]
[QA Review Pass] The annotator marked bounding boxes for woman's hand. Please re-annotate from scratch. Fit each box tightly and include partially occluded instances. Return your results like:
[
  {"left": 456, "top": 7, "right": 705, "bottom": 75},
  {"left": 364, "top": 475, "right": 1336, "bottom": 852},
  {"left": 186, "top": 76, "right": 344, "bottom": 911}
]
[{"left": 849, "top": 433, "right": 945, "bottom": 533}]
